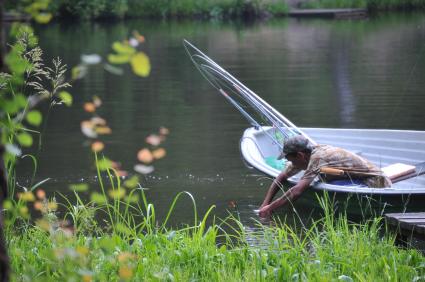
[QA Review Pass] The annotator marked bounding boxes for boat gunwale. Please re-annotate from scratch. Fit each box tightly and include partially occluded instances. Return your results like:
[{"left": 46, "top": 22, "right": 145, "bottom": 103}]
[{"left": 240, "top": 126, "right": 425, "bottom": 196}]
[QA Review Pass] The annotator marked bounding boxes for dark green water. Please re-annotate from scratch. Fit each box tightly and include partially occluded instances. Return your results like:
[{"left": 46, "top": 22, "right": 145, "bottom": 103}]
[{"left": 18, "top": 13, "right": 425, "bottom": 226}]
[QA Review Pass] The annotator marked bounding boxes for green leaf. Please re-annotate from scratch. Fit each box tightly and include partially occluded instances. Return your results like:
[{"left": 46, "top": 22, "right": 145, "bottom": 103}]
[
  {"left": 124, "top": 194, "right": 139, "bottom": 203},
  {"left": 107, "top": 54, "right": 131, "bottom": 64},
  {"left": 26, "top": 110, "right": 42, "bottom": 126},
  {"left": 2, "top": 94, "right": 27, "bottom": 115},
  {"left": 71, "top": 64, "right": 87, "bottom": 80},
  {"left": 69, "top": 183, "right": 89, "bottom": 192},
  {"left": 5, "top": 47, "right": 31, "bottom": 75},
  {"left": 130, "top": 52, "right": 151, "bottom": 77},
  {"left": 116, "top": 223, "right": 132, "bottom": 235},
  {"left": 123, "top": 175, "right": 139, "bottom": 189},
  {"left": 10, "top": 23, "right": 34, "bottom": 39},
  {"left": 15, "top": 94, "right": 28, "bottom": 109},
  {"left": 17, "top": 132, "right": 33, "bottom": 147},
  {"left": 91, "top": 192, "right": 107, "bottom": 205},
  {"left": 3, "top": 200, "right": 13, "bottom": 210},
  {"left": 25, "top": 2, "right": 43, "bottom": 14},
  {"left": 58, "top": 91, "right": 73, "bottom": 106},
  {"left": 34, "top": 13, "right": 52, "bottom": 24},
  {"left": 97, "top": 158, "right": 113, "bottom": 171},
  {"left": 4, "top": 100, "right": 20, "bottom": 115},
  {"left": 112, "top": 42, "right": 136, "bottom": 55},
  {"left": 108, "top": 188, "right": 126, "bottom": 199},
  {"left": 98, "top": 237, "right": 115, "bottom": 253}
]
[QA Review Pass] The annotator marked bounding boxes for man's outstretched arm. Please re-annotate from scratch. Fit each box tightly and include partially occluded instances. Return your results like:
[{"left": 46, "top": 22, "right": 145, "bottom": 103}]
[
  {"left": 260, "top": 171, "right": 288, "bottom": 209},
  {"left": 258, "top": 178, "right": 312, "bottom": 217}
]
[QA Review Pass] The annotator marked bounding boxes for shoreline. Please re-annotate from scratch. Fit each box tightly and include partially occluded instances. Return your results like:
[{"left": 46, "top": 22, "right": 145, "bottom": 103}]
[{"left": 3, "top": 3, "right": 425, "bottom": 22}]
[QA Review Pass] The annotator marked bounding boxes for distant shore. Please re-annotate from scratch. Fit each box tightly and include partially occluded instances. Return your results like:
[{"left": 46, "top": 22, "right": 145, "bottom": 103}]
[{"left": 3, "top": 0, "right": 425, "bottom": 21}]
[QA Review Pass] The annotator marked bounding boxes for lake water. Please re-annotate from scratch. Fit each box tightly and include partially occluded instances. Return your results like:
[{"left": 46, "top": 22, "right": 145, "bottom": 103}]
[{"left": 18, "top": 13, "right": 425, "bottom": 227}]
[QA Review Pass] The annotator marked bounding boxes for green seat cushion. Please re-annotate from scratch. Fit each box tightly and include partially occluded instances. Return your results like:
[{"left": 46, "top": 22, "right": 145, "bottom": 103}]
[{"left": 264, "top": 156, "right": 287, "bottom": 170}]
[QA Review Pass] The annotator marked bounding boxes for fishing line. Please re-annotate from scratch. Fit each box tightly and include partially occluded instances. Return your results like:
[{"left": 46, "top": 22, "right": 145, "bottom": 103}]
[
  {"left": 202, "top": 64, "right": 287, "bottom": 132},
  {"left": 184, "top": 39, "right": 317, "bottom": 149},
  {"left": 185, "top": 41, "right": 288, "bottom": 146},
  {"left": 201, "top": 65, "right": 286, "bottom": 148},
  {"left": 199, "top": 63, "right": 290, "bottom": 147}
]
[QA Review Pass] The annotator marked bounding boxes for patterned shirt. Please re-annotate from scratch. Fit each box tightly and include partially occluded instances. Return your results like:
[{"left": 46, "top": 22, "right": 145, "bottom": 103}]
[{"left": 284, "top": 145, "right": 392, "bottom": 188}]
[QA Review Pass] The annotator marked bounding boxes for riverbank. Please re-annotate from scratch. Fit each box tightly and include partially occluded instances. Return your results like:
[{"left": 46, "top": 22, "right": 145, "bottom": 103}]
[{"left": 4, "top": 0, "right": 425, "bottom": 21}]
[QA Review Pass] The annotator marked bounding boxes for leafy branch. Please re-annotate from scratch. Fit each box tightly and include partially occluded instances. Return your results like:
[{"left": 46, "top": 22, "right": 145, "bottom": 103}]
[{"left": 0, "top": 24, "right": 73, "bottom": 196}]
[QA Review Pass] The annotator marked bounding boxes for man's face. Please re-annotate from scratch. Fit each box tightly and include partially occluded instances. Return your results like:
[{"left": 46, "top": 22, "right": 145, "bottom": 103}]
[{"left": 285, "top": 152, "right": 309, "bottom": 169}]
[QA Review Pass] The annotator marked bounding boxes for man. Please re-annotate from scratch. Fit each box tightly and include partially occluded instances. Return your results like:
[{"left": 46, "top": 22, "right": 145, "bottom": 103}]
[{"left": 258, "top": 135, "right": 391, "bottom": 218}]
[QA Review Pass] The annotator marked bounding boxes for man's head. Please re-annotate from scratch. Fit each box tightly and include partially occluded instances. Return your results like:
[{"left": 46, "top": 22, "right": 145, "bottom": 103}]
[{"left": 278, "top": 135, "right": 313, "bottom": 169}]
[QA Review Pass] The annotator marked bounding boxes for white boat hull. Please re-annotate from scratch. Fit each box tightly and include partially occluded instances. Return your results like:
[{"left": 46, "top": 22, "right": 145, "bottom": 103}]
[{"left": 240, "top": 127, "right": 425, "bottom": 196}]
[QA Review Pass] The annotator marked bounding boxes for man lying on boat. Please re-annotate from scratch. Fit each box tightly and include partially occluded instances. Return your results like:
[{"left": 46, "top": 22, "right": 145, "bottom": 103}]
[{"left": 258, "top": 135, "right": 392, "bottom": 218}]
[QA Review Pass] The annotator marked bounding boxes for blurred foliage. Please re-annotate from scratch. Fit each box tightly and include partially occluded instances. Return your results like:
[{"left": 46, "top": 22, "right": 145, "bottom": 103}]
[
  {"left": 299, "top": 0, "right": 425, "bottom": 10},
  {"left": 7, "top": 0, "right": 290, "bottom": 20},
  {"left": 72, "top": 30, "right": 150, "bottom": 80},
  {"left": 1, "top": 20, "right": 170, "bottom": 281},
  {"left": 1, "top": 18, "right": 164, "bottom": 241},
  {"left": 0, "top": 24, "right": 72, "bottom": 231},
  {"left": 367, "top": 0, "right": 425, "bottom": 10},
  {"left": 5, "top": 0, "right": 53, "bottom": 24},
  {"left": 6, "top": 0, "right": 425, "bottom": 20}
]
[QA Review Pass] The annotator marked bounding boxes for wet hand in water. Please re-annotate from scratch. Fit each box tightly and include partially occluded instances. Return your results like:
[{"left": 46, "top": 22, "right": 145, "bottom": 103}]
[{"left": 258, "top": 205, "right": 272, "bottom": 218}]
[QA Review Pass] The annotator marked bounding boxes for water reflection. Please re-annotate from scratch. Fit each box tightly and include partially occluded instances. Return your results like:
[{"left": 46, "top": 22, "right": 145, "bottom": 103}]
[
  {"left": 21, "top": 13, "right": 425, "bottom": 227},
  {"left": 333, "top": 44, "right": 355, "bottom": 126}
]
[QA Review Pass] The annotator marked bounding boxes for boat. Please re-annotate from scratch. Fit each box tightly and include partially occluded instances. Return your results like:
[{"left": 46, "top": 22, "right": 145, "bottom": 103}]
[
  {"left": 241, "top": 127, "right": 425, "bottom": 193},
  {"left": 184, "top": 40, "right": 425, "bottom": 212}
]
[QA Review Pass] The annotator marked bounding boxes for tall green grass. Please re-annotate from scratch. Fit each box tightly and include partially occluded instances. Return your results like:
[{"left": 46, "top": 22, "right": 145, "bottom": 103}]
[{"left": 7, "top": 183, "right": 425, "bottom": 280}]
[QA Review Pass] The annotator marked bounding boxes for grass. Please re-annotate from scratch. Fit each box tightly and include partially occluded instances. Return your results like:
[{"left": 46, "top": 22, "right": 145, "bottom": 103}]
[{"left": 6, "top": 178, "right": 425, "bottom": 281}]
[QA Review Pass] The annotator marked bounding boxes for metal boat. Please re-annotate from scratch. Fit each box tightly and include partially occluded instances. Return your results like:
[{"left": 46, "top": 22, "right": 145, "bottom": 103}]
[{"left": 241, "top": 126, "right": 425, "bottom": 194}]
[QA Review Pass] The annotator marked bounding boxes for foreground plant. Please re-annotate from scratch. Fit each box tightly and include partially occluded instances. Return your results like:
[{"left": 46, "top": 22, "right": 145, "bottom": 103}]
[
  {"left": 1, "top": 24, "right": 72, "bottom": 199},
  {"left": 7, "top": 191, "right": 425, "bottom": 281}
]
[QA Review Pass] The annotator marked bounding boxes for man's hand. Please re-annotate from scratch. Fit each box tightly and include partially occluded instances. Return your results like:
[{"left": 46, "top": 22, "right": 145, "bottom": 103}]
[
  {"left": 258, "top": 178, "right": 313, "bottom": 218},
  {"left": 258, "top": 204, "right": 273, "bottom": 218}
]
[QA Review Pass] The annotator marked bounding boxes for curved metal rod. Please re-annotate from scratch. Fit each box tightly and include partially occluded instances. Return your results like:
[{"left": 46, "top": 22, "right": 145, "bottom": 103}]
[{"left": 183, "top": 39, "right": 317, "bottom": 146}]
